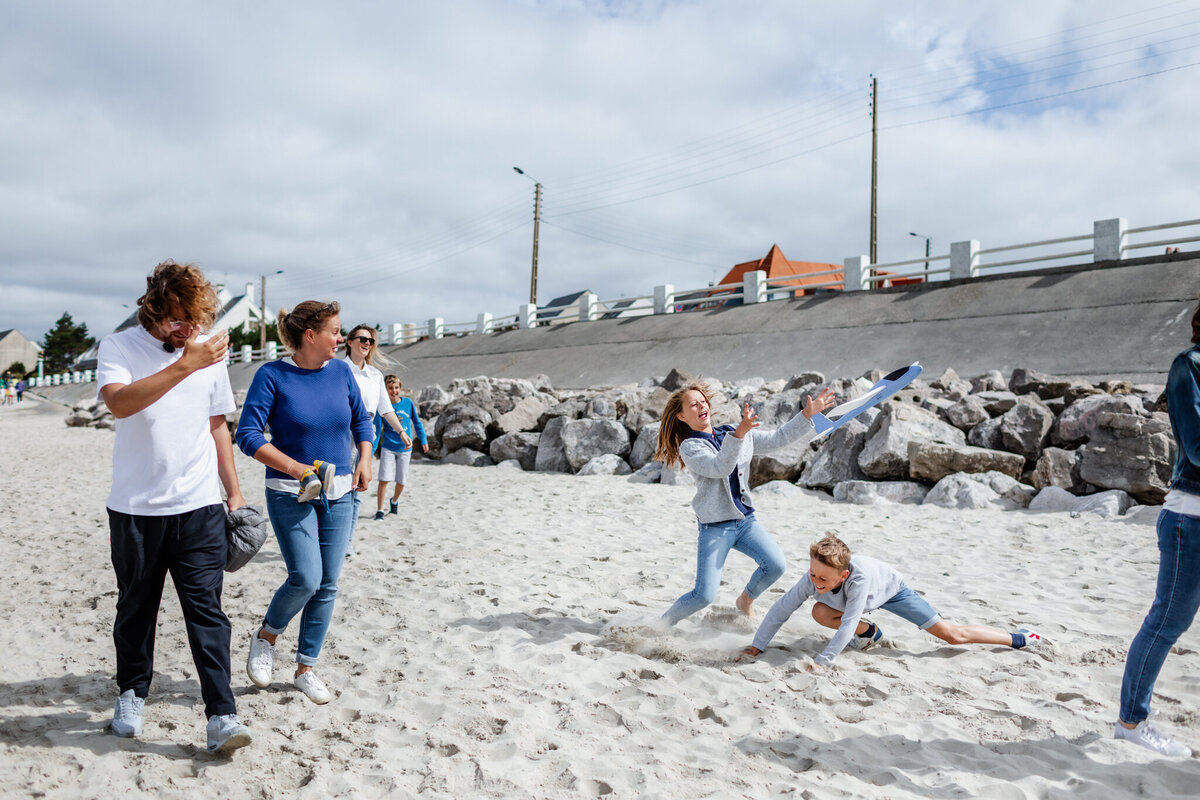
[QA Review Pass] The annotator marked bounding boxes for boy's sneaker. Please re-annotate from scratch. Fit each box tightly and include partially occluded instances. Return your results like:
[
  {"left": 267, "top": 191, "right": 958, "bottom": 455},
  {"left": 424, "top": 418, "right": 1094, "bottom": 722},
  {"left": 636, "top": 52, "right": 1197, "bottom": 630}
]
[
  {"left": 847, "top": 621, "right": 883, "bottom": 651},
  {"left": 1115, "top": 712, "right": 1192, "bottom": 757},
  {"left": 247, "top": 633, "right": 275, "bottom": 688},
  {"left": 206, "top": 714, "right": 252, "bottom": 754},
  {"left": 294, "top": 671, "right": 332, "bottom": 704},
  {"left": 313, "top": 460, "right": 336, "bottom": 493},
  {"left": 111, "top": 689, "right": 144, "bottom": 737},
  {"left": 1017, "top": 627, "right": 1044, "bottom": 647},
  {"left": 297, "top": 470, "right": 323, "bottom": 503},
  {"left": 373, "top": 510, "right": 386, "bottom": 521},
  {"left": 389, "top": 500, "right": 399, "bottom": 515}
]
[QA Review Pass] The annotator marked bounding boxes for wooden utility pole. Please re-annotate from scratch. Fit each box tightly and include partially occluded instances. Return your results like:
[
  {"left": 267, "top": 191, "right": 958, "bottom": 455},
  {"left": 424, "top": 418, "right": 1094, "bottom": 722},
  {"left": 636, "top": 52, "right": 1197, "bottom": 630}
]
[
  {"left": 260, "top": 274, "right": 267, "bottom": 355},
  {"left": 530, "top": 181, "right": 542, "bottom": 307},
  {"left": 869, "top": 75, "right": 878, "bottom": 265}
]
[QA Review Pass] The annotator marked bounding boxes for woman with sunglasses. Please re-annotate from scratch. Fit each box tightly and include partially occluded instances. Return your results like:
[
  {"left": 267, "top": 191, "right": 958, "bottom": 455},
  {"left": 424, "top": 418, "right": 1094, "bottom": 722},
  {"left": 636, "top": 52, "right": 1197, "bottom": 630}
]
[
  {"left": 342, "top": 324, "right": 411, "bottom": 554},
  {"left": 235, "top": 301, "right": 373, "bottom": 704}
]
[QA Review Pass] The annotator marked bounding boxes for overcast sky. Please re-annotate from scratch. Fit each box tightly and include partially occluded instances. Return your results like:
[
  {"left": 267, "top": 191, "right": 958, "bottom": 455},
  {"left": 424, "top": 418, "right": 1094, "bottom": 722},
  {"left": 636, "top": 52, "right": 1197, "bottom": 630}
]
[{"left": 2, "top": 0, "right": 1198, "bottom": 345}]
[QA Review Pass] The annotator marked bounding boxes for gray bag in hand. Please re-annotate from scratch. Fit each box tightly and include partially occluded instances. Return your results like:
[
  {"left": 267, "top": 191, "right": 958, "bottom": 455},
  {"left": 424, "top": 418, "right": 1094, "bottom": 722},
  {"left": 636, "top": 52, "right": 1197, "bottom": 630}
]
[{"left": 225, "top": 504, "right": 269, "bottom": 573}]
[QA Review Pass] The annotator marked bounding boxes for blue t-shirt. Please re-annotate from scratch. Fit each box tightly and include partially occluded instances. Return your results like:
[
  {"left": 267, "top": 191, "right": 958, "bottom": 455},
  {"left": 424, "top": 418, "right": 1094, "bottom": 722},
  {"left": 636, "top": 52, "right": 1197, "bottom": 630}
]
[
  {"left": 688, "top": 425, "right": 754, "bottom": 516},
  {"left": 235, "top": 358, "right": 374, "bottom": 480},
  {"left": 379, "top": 396, "right": 427, "bottom": 453}
]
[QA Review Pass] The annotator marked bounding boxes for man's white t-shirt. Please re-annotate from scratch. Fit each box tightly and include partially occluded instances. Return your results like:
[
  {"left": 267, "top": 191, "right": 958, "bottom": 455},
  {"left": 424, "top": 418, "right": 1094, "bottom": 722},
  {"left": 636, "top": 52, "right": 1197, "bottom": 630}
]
[
  {"left": 343, "top": 356, "right": 389, "bottom": 417},
  {"left": 97, "top": 326, "right": 235, "bottom": 516}
]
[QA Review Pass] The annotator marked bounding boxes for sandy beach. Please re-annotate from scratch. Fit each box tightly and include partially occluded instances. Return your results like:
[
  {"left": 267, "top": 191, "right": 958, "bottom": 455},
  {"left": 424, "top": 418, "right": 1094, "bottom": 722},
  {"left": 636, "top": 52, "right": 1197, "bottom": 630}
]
[{"left": 2, "top": 395, "right": 1198, "bottom": 799}]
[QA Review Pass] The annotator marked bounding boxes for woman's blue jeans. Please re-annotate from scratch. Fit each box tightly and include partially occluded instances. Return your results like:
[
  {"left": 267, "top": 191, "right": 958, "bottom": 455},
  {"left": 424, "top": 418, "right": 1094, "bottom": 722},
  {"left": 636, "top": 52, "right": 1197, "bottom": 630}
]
[
  {"left": 1119, "top": 508, "right": 1200, "bottom": 723},
  {"left": 263, "top": 489, "right": 355, "bottom": 666},
  {"left": 662, "top": 513, "right": 786, "bottom": 625}
]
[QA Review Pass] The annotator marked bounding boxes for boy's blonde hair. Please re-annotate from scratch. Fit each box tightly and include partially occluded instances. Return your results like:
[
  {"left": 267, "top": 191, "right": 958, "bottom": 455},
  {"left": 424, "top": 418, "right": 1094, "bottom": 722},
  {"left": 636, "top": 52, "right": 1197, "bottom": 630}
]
[
  {"left": 384, "top": 374, "right": 402, "bottom": 388},
  {"left": 810, "top": 533, "right": 851, "bottom": 571}
]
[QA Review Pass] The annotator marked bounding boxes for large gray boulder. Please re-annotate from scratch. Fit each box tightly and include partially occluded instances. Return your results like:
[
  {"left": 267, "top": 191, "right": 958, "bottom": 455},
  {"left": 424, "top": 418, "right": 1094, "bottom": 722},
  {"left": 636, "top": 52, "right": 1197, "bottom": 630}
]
[
  {"left": 622, "top": 386, "right": 671, "bottom": 434},
  {"left": 1078, "top": 412, "right": 1174, "bottom": 504},
  {"left": 858, "top": 403, "right": 966, "bottom": 480},
  {"left": 971, "top": 370, "right": 1008, "bottom": 393},
  {"left": 1054, "top": 393, "right": 1145, "bottom": 445},
  {"left": 534, "top": 416, "right": 572, "bottom": 473},
  {"left": 491, "top": 395, "right": 550, "bottom": 437},
  {"left": 1029, "top": 486, "right": 1136, "bottom": 518},
  {"left": 975, "top": 391, "right": 1019, "bottom": 416},
  {"left": 660, "top": 367, "right": 698, "bottom": 392},
  {"left": 1010, "top": 368, "right": 1074, "bottom": 400},
  {"left": 489, "top": 431, "right": 540, "bottom": 471},
  {"left": 435, "top": 402, "right": 492, "bottom": 453},
  {"left": 442, "top": 448, "right": 494, "bottom": 467},
  {"left": 538, "top": 396, "right": 589, "bottom": 429},
  {"left": 833, "top": 480, "right": 928, "bottom": 506},
  {"left": 417, "top": 385, "right": 454, "bottom": 418},
  {"left": 998, "top": 395, "right": 1055, "bottom": 462},
  {"left": 756, "top": 390, "right": 806, "bottom": 427},
  {"left": 1031, "top": 447, "right": 1087, "bottom": 494},
  {"left": 627, "top": 462, "right": 663, "bottom": 484},
  {"left": 798, "top": 415, "right": 873, "bottom": 490},
  {"left": 750, "top": 438, "right": 813, "bottom": 487},
  {"left": 560, "top": 418, "right": 631, "bottom": 472},
  {"left": 968, "top": 416, "right": 1004, "bottom": 450},
  {"left": 923, "top": 471, "right": 1035, "bottom": 510},
  {"left": 577, "top": 454, "right": 633, "bottom": 476},
  {"left": 629, "top": 422, "right": 661, "bottom": 470},
  {"left": 945, "top": 395, "right": 990, "bottom": 432},
  {"left": 907, "top": 441, "right": 1025, "bottom": 482}
]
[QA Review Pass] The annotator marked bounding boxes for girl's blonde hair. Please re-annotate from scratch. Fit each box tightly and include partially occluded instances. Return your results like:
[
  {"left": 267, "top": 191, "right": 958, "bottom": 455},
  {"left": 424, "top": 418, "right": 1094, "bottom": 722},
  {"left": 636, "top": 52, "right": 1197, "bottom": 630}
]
[{"left": 654, "top": 382, "right": 715, "bottom": 469}]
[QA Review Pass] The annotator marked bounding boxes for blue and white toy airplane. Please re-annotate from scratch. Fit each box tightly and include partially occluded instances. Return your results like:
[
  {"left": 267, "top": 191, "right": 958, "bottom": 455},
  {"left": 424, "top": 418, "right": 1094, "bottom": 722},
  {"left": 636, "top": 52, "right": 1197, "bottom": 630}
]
[{"left": 809, "top": 362, "right": 922, "bottom": 437}]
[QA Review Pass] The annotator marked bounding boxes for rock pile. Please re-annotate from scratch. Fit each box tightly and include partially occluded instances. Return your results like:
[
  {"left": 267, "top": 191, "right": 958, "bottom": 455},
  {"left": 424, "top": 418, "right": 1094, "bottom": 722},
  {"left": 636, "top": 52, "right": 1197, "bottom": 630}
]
[
  {"left": 411, "top": 367, "right": 1172, "bottom": 516},
  {"left": 64, "top": 399, "right": 115, "bottom": 430}
]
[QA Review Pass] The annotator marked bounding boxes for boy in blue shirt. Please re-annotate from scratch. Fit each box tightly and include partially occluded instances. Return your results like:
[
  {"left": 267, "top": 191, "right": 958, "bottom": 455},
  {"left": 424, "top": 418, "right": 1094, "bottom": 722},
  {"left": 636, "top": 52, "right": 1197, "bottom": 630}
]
[{"left": 374, "top": 375, "right": 428, "bottom": 521}]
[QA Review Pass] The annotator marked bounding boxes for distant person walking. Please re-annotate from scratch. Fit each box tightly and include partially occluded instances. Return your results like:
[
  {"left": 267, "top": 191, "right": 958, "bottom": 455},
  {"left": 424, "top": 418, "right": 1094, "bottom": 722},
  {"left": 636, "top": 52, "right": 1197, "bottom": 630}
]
[
  {"left": 1114, "top": 294, "right": 1200, "bottom": 758},
  {"left": 15, "top": 379, "right": 24, "bottom": 402},
  {"left": 373, "top": 374, "right": 428, "bottom": 520},
  {"left": 96, "top": 259, "right": 251, "bottom": 754},
  {"left": 236, "top": 301, "right": 374, "bottom": 705},
  {"left": 341, "top": 325, "right": 410, "bottom": 553}
]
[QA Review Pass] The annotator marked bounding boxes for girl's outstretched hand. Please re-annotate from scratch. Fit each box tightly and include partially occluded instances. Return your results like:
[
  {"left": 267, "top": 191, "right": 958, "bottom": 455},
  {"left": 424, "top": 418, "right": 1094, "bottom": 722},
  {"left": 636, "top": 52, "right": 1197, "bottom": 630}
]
[
  {"left": 801, "top": 387, "right": 837, "bottom": 419},
  {"left": 732, "top": 402, "right": 759, "bottom": 438}
]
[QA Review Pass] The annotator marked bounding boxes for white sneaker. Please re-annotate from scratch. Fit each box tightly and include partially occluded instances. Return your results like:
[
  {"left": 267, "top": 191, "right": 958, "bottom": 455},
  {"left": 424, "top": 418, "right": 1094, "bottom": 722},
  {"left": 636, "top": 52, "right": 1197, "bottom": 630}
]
[
  {"left": 206, "top": 714, "right": 252, "bottom": 754},
  {"left": 1115, "top": 712, "right": 1192, "bottom": 757},
  {"left": 294, "top": 671, "right": 332, "bottom": 704},
  {"left": 1017, "top": 627, "right": 1045, "bottom": 647},
  {"left": 247, "top": 633, "right": 275, "bottom": 688},
  {"left": 111, "top": 689, "right": 144, "bottom": 737}
]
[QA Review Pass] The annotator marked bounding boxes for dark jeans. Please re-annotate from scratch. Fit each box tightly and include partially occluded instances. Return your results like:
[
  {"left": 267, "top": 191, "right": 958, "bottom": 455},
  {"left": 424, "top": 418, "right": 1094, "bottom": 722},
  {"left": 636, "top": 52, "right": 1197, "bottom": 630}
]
[
  {"left": 1119, "top": 508, "right": 1200, "bottom": 724},
  {"left": 109, "top": 504, "right": 236, "bottom": 719}
]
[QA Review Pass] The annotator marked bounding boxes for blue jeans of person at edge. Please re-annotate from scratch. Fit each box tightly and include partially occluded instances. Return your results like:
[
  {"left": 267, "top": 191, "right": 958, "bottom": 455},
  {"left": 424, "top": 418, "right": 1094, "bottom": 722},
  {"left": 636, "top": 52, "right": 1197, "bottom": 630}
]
[
  {"left": 662, "top": 513, "right": 786, "bottom": 625},
  {"left": 262, "top": 488, "right": 355, "bottom": 666},
  {"left": 1119, "top": 508, "right": 1200, "bottom": 724}
]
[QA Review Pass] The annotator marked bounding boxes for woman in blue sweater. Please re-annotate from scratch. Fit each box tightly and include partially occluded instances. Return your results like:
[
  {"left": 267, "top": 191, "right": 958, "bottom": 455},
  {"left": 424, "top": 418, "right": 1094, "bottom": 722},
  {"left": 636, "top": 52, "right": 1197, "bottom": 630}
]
[
  {"left": 235, "top": 300, "right": 374, "bottom": 705},
  {"left": 1115, "top": 296, "right": 1200, "bottom": 757}
]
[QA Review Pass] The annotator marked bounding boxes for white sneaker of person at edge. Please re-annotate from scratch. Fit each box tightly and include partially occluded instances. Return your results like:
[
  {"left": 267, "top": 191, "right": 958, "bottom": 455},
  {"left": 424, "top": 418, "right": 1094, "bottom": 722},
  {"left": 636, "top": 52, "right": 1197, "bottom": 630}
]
[
  {"left": 111, "top": 689, "right": 144, "bottom": 737},
  {"left": 247, "top": 633, "right": 275, "bottom": 688},
  {"left": 206, "top": 714, "right": 252, "bottom": 754},
  {"left": 294, "top": 670, "right": 332, "bottom": 704},
  {"left": 1114, "top": 710, "right": 1193, "bottom": 758}
]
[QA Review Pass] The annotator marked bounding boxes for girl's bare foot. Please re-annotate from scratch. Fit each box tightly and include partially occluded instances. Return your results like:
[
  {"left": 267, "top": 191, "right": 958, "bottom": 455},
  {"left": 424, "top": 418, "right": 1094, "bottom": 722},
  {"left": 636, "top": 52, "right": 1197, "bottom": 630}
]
[{"left": 736, "top": 591, "right": 753, "bottom": 616}]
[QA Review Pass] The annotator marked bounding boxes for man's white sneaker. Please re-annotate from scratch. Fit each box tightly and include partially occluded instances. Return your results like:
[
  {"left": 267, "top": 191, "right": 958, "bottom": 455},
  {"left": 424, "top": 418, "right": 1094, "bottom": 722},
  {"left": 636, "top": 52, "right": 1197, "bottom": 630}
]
[
  {"left": 1115, "top": 712, "right": 1193, "bottom": 758},
  {"left": 206, "top": 714, "right": 252, "bottom": 754},
  {"left": 294, "top": 671, "right": 332, "bottom": 704},
  {"left": 111, "top": 689, "right": 144, "bottom": 737},
  {"left": 247, "top": 633, "right": 275, "bottom": 688}
]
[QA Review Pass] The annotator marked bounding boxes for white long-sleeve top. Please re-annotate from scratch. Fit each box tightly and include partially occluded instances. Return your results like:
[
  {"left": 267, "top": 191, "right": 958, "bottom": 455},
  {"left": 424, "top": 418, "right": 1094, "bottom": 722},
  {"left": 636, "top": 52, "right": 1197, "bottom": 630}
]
[{"left": 751, "top": 554, "right": 905, "bottom": 666}]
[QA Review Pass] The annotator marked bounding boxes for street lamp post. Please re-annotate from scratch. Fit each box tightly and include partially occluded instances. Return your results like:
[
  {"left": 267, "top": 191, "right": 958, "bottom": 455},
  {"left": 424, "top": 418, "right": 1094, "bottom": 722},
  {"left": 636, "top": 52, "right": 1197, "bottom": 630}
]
[
  {"left": 512, "top": 167, "right": 542, "bottom": 307},
  {"left": 909, "top": 232, "right": 931, "bottom": 281},
  {"left": 260, "top": 269, "right": 284, "bottom": 355}
]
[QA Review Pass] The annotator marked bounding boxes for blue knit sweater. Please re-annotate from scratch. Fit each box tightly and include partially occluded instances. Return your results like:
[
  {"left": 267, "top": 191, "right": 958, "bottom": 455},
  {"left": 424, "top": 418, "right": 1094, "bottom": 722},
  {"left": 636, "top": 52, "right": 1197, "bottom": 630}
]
[{"left": 235, "top": 358, "right": 374, "bottom": 480}]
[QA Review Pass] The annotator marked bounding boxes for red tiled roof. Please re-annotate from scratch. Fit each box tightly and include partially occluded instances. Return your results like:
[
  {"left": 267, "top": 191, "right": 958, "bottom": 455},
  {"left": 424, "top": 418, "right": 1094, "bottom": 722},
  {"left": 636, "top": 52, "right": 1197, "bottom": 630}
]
[{"left": 718, "top": 244, "right": 844, "bottom": 295}]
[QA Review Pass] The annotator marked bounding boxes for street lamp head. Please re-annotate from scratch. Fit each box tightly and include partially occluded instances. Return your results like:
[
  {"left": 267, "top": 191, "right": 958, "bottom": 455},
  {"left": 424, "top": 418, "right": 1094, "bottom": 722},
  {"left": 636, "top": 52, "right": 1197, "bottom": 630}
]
[{"left": 512, "top": 166, "right": 524, "bottom": 175}]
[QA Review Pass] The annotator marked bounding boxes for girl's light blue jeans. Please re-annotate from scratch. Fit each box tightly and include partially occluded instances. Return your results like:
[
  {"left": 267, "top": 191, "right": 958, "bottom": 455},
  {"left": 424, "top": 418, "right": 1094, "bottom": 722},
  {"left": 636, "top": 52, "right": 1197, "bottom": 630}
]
[
  {"left": 662, "top": 513, "right": 786, "bottom": 625},
  {"left": 1119, "top": 508, "right": 1200, "bottom": 723},
  {"left": 262, "top": 489, "right": 355, "bottom": 666}
]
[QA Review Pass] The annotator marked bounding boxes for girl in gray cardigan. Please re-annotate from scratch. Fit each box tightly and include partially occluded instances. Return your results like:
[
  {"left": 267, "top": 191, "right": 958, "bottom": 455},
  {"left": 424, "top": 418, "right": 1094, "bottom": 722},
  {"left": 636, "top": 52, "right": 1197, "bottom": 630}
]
[{"left": 654, "top": 381, "right": 835, "bottom": 625}]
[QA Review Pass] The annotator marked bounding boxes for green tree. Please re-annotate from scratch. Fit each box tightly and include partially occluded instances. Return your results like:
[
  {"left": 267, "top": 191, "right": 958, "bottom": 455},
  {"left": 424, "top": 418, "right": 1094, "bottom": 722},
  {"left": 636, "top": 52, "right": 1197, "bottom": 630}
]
[
  {"left": 5, "top": 361, "right": 28, "bottom": 378},
  {"left": 227, "top": 321, "right": 279, "bottom": 351},
  {"left": 41, "top": 312, "right": 95, "bottom": 373}
]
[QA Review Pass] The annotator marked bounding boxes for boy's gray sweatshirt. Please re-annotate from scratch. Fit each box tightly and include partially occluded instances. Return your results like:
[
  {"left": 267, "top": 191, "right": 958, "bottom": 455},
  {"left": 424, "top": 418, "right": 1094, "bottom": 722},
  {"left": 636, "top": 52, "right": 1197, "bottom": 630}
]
[
  {"left": 751, "top": 554, "right": 905, "bottom": 666},
  {"left": 678, "top": 411, "right": 818, "bottom": 523}
]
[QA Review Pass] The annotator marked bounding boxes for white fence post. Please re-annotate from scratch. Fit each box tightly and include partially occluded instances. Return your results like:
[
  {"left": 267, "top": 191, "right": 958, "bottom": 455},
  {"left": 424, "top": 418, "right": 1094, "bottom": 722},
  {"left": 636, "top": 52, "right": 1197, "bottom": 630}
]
[
  {"left": 388, "top": 323, "right": 404, "bottom": 345},
  {"left": 476, "top": 312, "right": 493, "bottom": 335},
  {"left": 266, "top": 341, "right": 278, "bottom": 360},
  {"left": 428, "top": 317, "right": 444, "bottom": 339},
  {"left": 579, "top": 292, "right": 598, "bottom": 322},
  {"left": 654, "top": 284, "right": 675, "bottom": 314},
  {"left": 843, "top": 256, "right": 871, "bottom": 291},
  {"left": 241, "top": 345, "right": 253, "bottom": 363},
  {"left": 518, "top": 304, "right": 535, "bottom": 330},
  {"left": 950, "top": 240, "right": 980, "bottom": 280},
  {"left": 1094, "top": 218, "right": 1127, "bottom": 262},
  {"left": 743, "top": 270, "right": 767, "bottom": 304}
]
